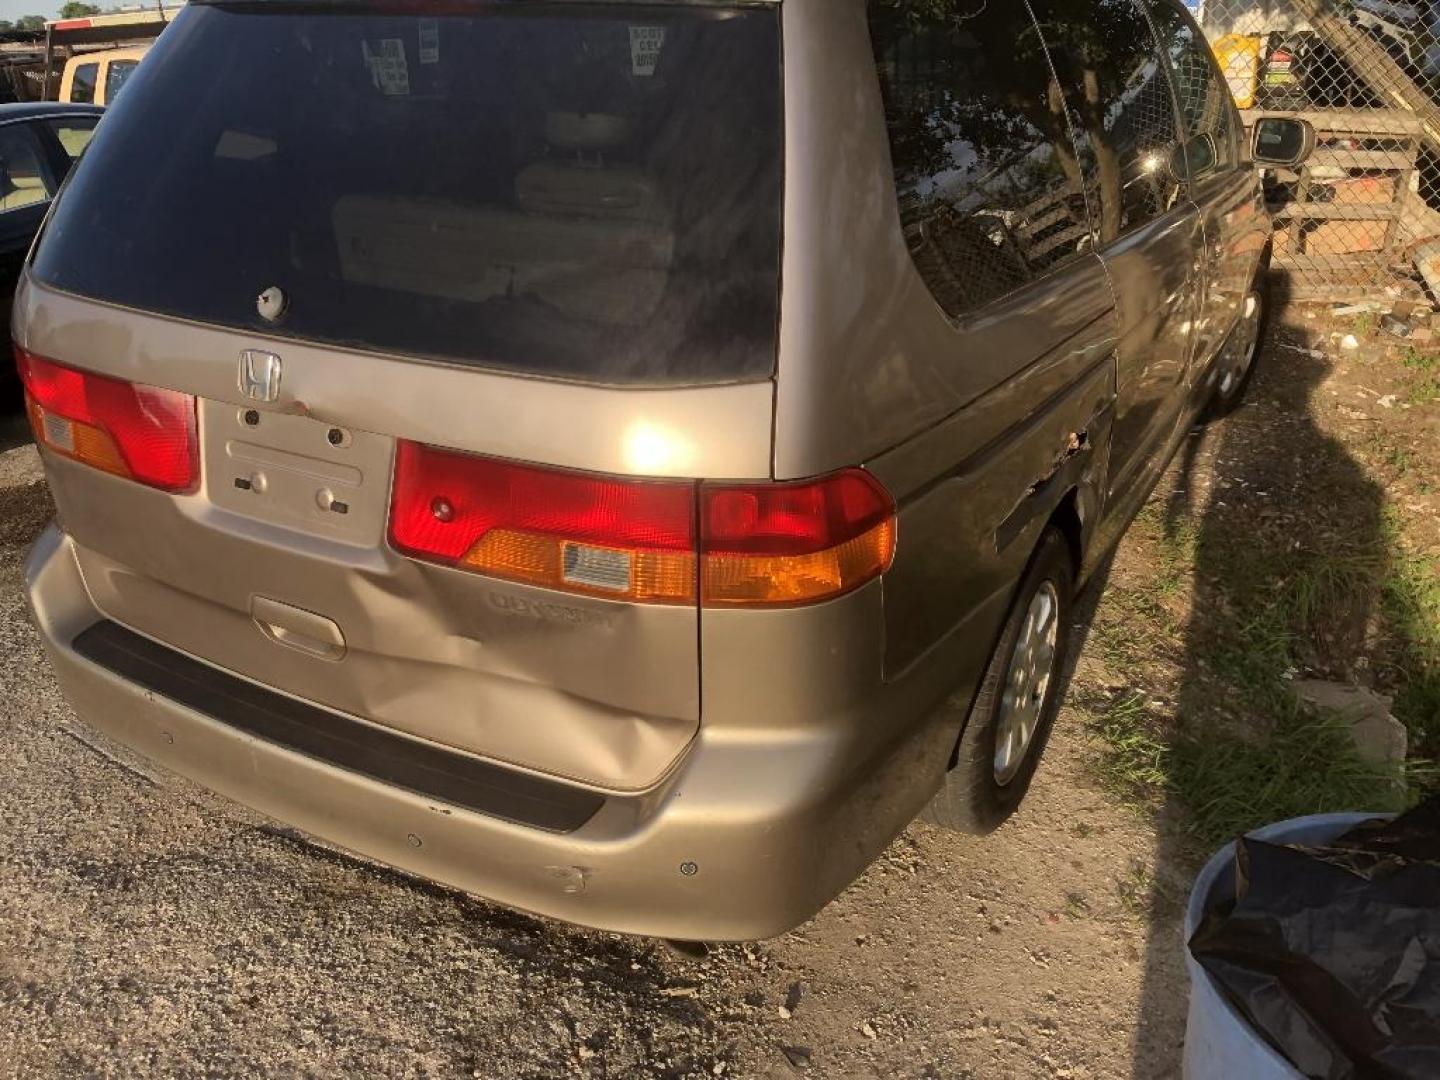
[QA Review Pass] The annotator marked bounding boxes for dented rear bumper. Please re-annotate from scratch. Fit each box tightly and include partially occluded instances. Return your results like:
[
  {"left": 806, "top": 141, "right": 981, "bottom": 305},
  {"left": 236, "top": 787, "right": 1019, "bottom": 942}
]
[{"left": 25, "top": 523, "right": 968, "bottom": 940}]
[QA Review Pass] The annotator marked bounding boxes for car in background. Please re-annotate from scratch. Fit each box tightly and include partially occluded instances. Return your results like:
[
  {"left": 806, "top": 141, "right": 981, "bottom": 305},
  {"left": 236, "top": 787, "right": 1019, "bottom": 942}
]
[
  {"left": 0, "top": 102, "right": 102, "bottom": 402},
  {"left": 60, "top": 46, "right": 147, "bottom": 107}
]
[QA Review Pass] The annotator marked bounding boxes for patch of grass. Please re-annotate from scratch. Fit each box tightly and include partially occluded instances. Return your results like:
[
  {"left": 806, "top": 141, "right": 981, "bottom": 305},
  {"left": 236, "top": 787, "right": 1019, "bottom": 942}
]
[
  {"left": 1087, "top": 689, "right": 1433, "bottom": 847},
  {"left": 1365, "top": 430, "right": 1416, "bottom": 478},
  {"left": 1085, "top": 504, "right": 1438, "bottom": 846},
  {"left": 1401, "top": 347, "right": 1439, "bottom": 371},
  {"left": 1155, "top": 512, "right": 1200, "bottom": 598},
  {"left": 1385, "top": 444, "right": 1414, "bottom": 477},
  {"left": 1168, "top": 711, "right": 1427, "bottom": 846},
  {"left": 1353, "top": 311, "right": 1377, "bottom": 339},
  {"left": 1400, "top": 348, "right": 1440, "bottom": 404},
  {"left": 1405, "top": 376, "right": 1440, "bottom": 406},
  {"left": 1087, "top": 692, "right": 1170, "bottom": 806},
  {"left": 1079, "top": 338, "right": 1440, "bottom": 847},
  {"left": 1381, "top": 510, "right": 1440, "bottom": 751},
  {"left": 1116, "top": 860, "right": 1151, "bottom": 918}
]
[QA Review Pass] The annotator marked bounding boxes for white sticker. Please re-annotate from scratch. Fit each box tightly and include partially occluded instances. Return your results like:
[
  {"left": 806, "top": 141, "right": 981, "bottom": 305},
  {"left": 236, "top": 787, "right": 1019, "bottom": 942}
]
[
  {"left": 418, "top": 19, "right": 439, "bottom": 65},
  {"left": 362, "top": 38, "right": 410, "bottom": 96},
  {"left": 629, "top": 25, "right": 666, "bottom": 77}
]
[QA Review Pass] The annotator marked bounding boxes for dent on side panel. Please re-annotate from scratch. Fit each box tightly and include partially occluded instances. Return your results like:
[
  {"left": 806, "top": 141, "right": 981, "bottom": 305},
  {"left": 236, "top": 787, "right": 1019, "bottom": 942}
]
[
  {"left": 870, "top": 304, "right": 1119, "bottom": 680},
  {"left": 772, "top": 0, "right": 1116, "bottom": 479}
]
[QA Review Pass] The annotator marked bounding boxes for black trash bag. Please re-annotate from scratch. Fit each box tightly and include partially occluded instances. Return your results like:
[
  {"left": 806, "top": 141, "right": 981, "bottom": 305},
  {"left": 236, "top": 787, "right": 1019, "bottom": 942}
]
[{"left": 1188, "top": 796, "right": 1440, "bottom": 1080}]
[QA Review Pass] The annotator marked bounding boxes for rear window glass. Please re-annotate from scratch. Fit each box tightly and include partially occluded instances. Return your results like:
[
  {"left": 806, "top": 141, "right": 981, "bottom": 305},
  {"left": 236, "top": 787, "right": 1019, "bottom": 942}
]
[{"left": 32, "top": 3, "right": 784, "bottom": 386}]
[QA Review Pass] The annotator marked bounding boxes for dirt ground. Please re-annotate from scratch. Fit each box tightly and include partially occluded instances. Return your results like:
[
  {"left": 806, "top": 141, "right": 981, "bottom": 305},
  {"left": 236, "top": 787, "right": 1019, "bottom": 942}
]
[{"left": 0, "top": 306, "right": 1433, "bottom": 1078}]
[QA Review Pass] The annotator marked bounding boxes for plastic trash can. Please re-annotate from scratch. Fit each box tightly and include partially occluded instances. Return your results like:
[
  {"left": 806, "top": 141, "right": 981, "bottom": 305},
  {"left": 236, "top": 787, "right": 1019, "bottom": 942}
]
[{"left": 1181, "top": 812, "right": 1384, "bottom": 1079}]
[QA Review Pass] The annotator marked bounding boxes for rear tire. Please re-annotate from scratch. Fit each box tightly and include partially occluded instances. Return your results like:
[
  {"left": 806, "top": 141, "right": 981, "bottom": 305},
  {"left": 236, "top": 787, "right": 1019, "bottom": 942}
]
[{"left": 921, "top": 528, "right": 1075, "bottom": 835}]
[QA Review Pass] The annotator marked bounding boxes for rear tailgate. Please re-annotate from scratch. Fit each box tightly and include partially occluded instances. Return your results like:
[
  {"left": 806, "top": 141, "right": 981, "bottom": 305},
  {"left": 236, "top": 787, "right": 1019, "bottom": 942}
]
[
  {"left": 19, "top": 279, "right": 774, "bottom": 791},
  {"left": 19, "top": 2, "right": 782, "bottom": 793}
]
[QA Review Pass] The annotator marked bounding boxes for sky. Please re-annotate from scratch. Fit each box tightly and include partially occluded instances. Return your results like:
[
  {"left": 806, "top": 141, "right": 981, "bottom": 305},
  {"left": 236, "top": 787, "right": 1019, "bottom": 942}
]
[{"left": 0, "top": 0, "right": 61, "bottom": 24}]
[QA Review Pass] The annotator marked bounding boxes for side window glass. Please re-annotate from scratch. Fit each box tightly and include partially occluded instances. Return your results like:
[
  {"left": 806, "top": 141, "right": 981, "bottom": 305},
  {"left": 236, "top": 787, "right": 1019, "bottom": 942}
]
[
  {"left": 48, "top": 118, "right": 100, "bottom": 166},
  {"left": 0, "top": 127, "right": 53, "bottom": 212},
  {"left": 69, "top": 63, "right": 98, "bottom": 105},
  {"left": 105, "top": 60, "right": 139, "bottom": 103},
  {"left": 1031, "top": 0, "right": 1186, "bottom": 246},
  {"left": 1141, "top": 0, "right": 1238, "bottom": 182},
  {"left": 867, "top": 1, "right": 1094, "bottom": 319}
]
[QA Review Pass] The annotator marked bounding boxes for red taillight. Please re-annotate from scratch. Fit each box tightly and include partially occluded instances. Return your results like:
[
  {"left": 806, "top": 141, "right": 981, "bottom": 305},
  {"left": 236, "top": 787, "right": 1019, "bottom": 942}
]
[
  {"left": 389, "top": 442, "right": 897, "bottom": 608},
  {"left": 16, "top": 347, "right": 198, "bottom": 493},
  {"left": 390, "top": 441, "right": 697, "bottom": 604},
  {"left": 702, "top": 471, "right": 896, "bottom": 606}
]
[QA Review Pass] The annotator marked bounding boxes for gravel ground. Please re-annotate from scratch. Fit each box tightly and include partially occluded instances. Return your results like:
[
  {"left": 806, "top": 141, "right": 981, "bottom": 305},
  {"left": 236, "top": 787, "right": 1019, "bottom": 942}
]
[{"left": 0, "top": 415, "right": 1190, "bottom": 1079}]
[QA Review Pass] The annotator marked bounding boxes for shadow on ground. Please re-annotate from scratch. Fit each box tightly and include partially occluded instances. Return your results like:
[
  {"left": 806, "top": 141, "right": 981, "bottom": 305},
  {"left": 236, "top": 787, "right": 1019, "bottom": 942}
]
[
  {"left": 0, "top": 391, "right": 30, "bottom": 453},
  {"left": 1107, "top": 279, "right": 1440, "bottom": 1074}
]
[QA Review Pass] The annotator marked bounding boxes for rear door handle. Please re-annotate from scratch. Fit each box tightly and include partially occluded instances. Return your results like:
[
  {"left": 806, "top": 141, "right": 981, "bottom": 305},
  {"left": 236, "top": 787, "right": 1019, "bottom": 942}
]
[{"left": 251, "top": 596, "right": 346, "bottom": 661}]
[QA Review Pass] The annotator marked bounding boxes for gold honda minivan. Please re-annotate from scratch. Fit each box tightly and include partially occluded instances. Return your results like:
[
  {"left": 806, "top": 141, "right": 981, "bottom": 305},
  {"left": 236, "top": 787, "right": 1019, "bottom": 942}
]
[{"left": 19, "top": 0, "right": 1310, "bottom": 942}]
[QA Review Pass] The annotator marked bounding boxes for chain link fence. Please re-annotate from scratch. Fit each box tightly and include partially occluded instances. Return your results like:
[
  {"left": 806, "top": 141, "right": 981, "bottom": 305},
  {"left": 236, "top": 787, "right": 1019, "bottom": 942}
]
[{"left": 1197, "top": 0, "right": 1440, "bottom": 300}]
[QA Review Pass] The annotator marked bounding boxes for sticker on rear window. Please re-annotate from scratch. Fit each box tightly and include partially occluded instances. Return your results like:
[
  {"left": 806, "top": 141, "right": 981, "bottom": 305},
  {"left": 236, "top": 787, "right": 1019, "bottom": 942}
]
[
  {"left": 418, "top": 19, "right": 439, "bottom": 65},
  {"left": 362, "top": 39, "right": 410, "bottom": 95},
  {"left": 629, "top": 26, "right": 666, "bottom": 77}
]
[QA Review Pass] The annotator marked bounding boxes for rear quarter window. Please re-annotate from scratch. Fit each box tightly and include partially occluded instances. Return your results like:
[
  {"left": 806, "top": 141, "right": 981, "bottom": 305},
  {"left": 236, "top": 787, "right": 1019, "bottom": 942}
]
[
  {"left": 32, "top": 3, "right": 784, "bottom": 387},
  {"left": 867, "top": 0, "right": 1094, "bottom": 319}
]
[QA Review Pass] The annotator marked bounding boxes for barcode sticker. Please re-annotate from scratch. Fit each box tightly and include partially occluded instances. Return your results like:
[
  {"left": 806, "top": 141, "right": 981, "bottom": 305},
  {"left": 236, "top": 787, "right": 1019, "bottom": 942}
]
[
  {"left": 629, "top": 26, "right": 666, "bottom": 77},
  {"left": 362, "top": 39, "right": 410, "bottom": 96}
]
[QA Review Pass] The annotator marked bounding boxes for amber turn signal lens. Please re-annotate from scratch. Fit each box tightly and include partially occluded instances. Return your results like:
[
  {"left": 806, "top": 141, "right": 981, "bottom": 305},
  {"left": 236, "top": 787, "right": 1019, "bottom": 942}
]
[
  {"left": 461, "top": 529, "right": 696, "bottom": 604},
  {"left": 702, "top": 520, "right": 896, "bottom": 607},
  {"left": 700, "top": 470, "right": 896, "bottom": 607}
]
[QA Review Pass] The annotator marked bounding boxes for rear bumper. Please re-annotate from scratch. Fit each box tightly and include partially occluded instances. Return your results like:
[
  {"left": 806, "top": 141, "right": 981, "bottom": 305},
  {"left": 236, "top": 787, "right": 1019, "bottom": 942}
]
[{"left": 25, "top": 524, "right": 965, "bottom": 941}]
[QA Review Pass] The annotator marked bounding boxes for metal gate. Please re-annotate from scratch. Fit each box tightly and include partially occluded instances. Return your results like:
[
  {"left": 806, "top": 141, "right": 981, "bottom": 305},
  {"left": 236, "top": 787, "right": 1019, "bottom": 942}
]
[{"left": 1198, "top": 0, "right": 1440, "bottom": 300}]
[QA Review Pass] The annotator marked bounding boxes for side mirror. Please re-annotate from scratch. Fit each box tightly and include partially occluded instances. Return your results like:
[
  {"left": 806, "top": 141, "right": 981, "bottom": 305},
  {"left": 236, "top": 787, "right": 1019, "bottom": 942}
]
[{"left": 1252, "top": 117, "right": 1316, "bottom": 168}]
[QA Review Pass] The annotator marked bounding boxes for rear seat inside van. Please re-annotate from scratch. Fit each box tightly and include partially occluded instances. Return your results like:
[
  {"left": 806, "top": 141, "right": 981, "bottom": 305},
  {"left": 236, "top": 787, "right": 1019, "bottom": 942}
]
[{"left": 334, "top": 110, "right": 674, "bottom": 329}]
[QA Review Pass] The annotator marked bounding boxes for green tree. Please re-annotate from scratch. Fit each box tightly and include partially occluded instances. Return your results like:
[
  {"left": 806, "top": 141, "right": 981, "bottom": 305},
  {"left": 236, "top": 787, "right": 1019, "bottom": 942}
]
[
  {"left": 14, "top": 15, "right": 46, "bottom": 29},
  {"left": 59, "top": 2, "right": 100, "bottom": 16}
]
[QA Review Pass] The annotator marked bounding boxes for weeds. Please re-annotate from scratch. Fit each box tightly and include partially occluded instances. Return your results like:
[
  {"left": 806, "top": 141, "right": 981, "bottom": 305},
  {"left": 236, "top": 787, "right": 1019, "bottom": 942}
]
[
  {"left": 1380, "top": 509, "right": 1440, "bottom": 750},
  {"left": 1086, "top": 688, "right": 1433, "bottom": 847},
  {"left": 1168, "top": 712, "right": 1426, "bottom": 845},
  {"left": 1364, "top": 430, "right": 1415, "bottom": 478},
  {"left": 1400, "top": 347, "right": 1440, "bottom": 404},
  {"left": 1116, "top": 859, "right": 1152, "bottom": 919},
  {"left": 1082, "top": 408, "right": 1434, "bottom": 852},
  {"left": 1400, "top": 347, "right": 1437, "bottom": 371},
  {"left": 1087, "top": 693, "right": 1170, "bottom": 806}
]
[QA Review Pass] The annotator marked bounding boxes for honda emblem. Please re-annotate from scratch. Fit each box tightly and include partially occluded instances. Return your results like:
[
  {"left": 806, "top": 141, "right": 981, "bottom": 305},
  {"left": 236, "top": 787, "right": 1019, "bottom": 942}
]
[{"left": 239, "top": 350, "right": 283, "bottom": 403}]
